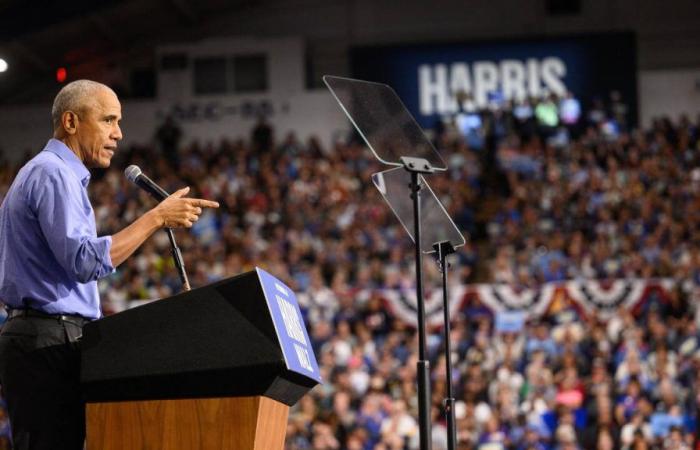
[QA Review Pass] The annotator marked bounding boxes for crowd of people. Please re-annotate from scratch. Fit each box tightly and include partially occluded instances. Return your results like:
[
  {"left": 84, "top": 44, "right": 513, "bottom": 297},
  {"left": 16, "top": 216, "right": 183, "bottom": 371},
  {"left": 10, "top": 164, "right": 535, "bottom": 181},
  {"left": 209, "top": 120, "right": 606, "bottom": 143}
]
[
  {"left": 485, "top": 111, "right": 700, "bottom": 288},
  {"left": 0, "top": 92, "right": 699, "bottom": 449}
]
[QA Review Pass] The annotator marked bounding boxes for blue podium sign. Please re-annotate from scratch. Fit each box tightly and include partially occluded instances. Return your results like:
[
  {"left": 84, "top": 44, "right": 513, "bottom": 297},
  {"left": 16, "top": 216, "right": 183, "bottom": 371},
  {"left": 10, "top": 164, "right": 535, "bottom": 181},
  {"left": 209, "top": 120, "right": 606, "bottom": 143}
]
[{"left": 256, "top": 267, "right": 322, "bottom": 383}]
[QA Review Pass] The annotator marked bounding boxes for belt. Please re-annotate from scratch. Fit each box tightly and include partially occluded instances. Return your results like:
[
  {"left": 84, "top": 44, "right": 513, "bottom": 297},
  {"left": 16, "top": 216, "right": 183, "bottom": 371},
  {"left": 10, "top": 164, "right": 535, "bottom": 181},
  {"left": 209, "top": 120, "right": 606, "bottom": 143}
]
[{"left": 7, "top": 308, "right": 92, "bottom": 327}]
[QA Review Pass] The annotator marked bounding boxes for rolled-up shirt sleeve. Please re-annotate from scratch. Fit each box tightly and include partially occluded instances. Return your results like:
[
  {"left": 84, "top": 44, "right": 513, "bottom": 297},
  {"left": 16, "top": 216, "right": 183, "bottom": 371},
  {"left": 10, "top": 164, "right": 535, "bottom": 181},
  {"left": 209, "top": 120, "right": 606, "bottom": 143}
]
[{"left": 30, "top": 167, "right": 114, "bottom": 283}]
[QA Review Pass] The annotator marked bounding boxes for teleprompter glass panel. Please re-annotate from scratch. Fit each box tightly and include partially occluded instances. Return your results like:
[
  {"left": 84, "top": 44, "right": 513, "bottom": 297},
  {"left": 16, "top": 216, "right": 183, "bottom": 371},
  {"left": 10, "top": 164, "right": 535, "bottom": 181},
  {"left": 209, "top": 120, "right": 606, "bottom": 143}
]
[
  {"left": 372, "top": 167, "right": 465, "bottom": 254},
  {"left": 324, "top": 75, "right": 446, "bottom": 171}
]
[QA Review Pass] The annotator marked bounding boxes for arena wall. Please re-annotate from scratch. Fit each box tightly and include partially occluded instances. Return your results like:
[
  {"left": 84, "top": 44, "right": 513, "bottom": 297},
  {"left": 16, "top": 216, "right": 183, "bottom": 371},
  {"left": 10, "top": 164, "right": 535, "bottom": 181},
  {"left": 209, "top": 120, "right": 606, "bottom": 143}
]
[
  {"left": 0, "top": 92, "right": 349, "bottom": 163},
  {"left": 1, "top": 31, "right": 699, "bottom": 162},
  {"left": 639, "top": 68, "right": 700, "bottom": 126}
]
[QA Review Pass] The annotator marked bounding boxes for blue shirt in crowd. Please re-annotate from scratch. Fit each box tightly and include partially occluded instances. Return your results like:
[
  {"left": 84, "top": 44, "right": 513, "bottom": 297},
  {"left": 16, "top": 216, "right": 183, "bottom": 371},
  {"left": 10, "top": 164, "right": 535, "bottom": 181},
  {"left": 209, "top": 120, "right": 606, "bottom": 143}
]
[{"left": 0, "top": 139, "right": 114, "bottom": 319}]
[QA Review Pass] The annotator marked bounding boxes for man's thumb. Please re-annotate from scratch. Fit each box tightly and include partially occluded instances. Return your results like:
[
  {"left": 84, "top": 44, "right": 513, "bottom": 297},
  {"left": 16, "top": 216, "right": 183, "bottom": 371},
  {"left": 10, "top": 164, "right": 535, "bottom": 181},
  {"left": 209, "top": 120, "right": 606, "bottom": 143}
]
[{"left": 172, "top": 186, "right": 190, "bottom": 198}]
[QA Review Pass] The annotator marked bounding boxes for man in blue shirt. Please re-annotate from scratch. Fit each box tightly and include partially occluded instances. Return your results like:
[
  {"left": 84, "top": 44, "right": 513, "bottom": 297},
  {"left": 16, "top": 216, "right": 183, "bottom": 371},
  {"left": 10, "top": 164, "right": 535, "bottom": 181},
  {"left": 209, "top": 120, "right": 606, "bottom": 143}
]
[{"left": 0, "top": 80, "right": 219, "bottom": 450}]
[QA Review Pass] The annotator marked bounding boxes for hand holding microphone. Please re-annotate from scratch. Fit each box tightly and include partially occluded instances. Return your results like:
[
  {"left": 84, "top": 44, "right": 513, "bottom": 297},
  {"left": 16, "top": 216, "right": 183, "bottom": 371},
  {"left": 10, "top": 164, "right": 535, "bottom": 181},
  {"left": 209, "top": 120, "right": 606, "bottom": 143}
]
[{"left": 125, "top": 165, "right": 219, "bottom": 228}]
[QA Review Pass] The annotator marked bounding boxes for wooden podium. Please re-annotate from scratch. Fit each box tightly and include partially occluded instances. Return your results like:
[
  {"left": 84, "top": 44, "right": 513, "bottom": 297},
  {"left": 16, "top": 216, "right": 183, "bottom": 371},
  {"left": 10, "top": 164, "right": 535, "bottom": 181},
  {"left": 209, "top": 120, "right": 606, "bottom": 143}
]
[
  {"left": 86, "top": 397, "right": 288, "bottom": 450},
  {"left": 81, "top": 269, "right": 321, "bottom": 450}
]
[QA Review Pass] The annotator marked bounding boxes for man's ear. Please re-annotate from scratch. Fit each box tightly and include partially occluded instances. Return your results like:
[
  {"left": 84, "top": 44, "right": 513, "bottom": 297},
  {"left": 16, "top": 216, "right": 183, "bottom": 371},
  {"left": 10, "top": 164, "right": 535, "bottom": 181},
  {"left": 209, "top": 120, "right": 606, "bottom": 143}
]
[{"left": 61, "top": 111, "right": 79, "bottom": 135}]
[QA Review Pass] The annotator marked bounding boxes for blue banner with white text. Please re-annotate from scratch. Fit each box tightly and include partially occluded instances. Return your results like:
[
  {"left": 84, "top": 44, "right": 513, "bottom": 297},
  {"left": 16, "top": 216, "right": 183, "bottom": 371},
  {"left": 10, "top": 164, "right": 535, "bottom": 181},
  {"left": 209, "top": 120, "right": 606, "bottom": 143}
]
[{"left": 350, "top": 33, "right": 637, "bottom": 129}]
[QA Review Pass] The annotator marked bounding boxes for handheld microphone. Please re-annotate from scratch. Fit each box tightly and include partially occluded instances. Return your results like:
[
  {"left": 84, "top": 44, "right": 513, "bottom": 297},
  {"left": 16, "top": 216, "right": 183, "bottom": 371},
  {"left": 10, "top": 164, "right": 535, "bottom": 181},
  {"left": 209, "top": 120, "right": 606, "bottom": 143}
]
[{"left": 124, "top": 165, "right": 170, "bottom": 201}]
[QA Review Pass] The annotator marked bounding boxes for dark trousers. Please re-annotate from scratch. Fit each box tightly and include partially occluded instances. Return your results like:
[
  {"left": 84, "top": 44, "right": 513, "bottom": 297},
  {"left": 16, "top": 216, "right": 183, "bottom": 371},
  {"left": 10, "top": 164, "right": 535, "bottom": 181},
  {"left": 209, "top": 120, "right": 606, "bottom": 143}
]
[{"left": 0, "top": 316, "right": 85, "bottom": 450}]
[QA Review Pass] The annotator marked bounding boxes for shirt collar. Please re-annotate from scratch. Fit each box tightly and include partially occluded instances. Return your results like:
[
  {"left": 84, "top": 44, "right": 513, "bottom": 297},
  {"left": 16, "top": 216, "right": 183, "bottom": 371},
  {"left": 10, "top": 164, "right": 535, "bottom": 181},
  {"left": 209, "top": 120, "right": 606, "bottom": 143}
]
[{"left": 44, "top": 138, "right": 91, "bottom": 187}]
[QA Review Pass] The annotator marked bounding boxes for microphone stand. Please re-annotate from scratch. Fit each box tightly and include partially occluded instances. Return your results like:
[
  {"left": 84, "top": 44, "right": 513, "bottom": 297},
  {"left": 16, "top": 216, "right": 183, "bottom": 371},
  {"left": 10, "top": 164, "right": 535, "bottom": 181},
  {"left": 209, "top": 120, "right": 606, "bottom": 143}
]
[{"left": 166, "top": 228, "right": 191, "bottom": 291}]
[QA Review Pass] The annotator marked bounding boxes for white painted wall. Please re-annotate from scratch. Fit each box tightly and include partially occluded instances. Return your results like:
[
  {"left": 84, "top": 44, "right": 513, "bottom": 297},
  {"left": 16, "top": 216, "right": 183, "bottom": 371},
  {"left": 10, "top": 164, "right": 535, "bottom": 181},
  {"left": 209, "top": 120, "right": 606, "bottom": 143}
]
[
  {"left": 5, "top": 69, "right": 700, "bottom": 164},
  {"left": 0, "top": 36, "right": 350, "bottom": 163},
  {"left": 639, "top": 68, "right": 700, "bottom": 127},
  {"left": 157, "top": 36, "right": 306, "bottom": 101},
  {"left": 0, "top": 105, "right": 53, "bottom": 161},
  {"left": 0, "top": 91, "right": 349, "bottom": 163}
]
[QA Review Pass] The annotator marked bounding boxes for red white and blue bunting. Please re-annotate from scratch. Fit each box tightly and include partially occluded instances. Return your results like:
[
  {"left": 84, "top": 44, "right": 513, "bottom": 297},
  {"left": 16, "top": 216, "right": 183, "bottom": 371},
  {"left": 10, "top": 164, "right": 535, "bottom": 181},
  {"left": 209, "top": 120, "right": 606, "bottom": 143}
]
[
  {"left": 375, "top": 278, "right": 678, "bottom": 327},
  {"left": 379, "top": 285, "right": 467, "bottom": 328},
  {"left": 475, "top": 283, "right": 557, "bottom": 317}
]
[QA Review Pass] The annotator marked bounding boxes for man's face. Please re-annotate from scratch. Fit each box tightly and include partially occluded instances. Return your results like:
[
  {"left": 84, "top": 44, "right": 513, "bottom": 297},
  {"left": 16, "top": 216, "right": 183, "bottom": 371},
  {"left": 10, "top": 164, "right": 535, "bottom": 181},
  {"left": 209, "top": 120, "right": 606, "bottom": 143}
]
[{"left": 76, "top": 89, "right": 122, "bottom": 168}]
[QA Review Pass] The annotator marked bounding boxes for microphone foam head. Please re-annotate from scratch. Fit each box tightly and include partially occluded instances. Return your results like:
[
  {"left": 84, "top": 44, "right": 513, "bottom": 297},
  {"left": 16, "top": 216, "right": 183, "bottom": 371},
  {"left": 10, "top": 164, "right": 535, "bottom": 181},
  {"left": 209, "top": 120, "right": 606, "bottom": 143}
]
[{"left": 124, "top": 165, "right": 142, "bottom": 183}]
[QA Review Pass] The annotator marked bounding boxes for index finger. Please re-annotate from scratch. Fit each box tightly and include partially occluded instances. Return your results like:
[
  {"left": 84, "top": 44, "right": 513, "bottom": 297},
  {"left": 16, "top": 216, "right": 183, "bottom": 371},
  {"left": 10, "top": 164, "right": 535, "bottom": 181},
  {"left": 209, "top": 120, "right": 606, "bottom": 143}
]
[{"left": 190, "top": 198, "right": 220, "bottom": 208}]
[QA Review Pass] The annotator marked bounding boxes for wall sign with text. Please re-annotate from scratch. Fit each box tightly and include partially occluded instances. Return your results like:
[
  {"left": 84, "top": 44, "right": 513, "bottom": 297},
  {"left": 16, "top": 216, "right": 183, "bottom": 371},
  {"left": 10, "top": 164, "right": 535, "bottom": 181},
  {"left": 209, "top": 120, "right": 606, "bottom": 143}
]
[{"left": 351, "top": 33, "right": 637, "bottom": 128}]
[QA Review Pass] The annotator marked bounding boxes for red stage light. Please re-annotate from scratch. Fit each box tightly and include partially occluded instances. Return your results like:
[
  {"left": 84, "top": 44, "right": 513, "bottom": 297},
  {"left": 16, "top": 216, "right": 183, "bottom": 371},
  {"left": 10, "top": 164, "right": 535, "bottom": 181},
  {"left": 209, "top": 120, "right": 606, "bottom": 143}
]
[{"left": 56, "top": 67, "right": 67, "bottom": 83}]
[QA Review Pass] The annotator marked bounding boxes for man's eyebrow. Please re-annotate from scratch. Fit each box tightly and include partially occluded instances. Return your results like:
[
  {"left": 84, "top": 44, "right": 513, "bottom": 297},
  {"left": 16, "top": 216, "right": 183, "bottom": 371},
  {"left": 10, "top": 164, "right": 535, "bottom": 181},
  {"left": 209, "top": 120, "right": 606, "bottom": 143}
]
[{"left": 103, "top": 114, "right": 120, "bottom": 120}]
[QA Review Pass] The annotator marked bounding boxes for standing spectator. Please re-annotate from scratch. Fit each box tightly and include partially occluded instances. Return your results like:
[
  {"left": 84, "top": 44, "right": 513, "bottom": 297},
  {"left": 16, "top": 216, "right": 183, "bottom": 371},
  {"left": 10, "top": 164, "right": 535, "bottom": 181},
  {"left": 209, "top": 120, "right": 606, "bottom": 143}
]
[
  {"left": 155, "top": 115, "right": 183, "bottom": 169},
  {"left": 252, "top": 115, "right": 274, "bottom": 153}
]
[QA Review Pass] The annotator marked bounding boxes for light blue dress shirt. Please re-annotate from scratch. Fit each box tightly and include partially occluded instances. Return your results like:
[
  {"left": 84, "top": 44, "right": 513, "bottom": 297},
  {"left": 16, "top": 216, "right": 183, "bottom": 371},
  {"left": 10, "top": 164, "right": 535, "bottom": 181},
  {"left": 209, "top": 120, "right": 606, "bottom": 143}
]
[{"left": 0, "top": 139, "right": 114, "bottom": 319}]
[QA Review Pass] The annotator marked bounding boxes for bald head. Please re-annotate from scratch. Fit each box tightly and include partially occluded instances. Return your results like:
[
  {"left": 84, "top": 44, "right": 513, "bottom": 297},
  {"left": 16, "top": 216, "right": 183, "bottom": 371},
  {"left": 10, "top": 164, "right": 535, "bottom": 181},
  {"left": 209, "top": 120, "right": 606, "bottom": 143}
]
[{"left": 51, "top": 80, "right": 116, "bottom": 132}]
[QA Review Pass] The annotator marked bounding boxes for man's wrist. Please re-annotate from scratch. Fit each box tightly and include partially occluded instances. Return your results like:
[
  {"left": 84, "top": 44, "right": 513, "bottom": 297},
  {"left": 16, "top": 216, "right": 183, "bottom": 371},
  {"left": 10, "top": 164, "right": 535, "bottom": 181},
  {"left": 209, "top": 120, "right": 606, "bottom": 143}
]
[{"left": 145, "top": 209, "right": 164, "bottom": 229}]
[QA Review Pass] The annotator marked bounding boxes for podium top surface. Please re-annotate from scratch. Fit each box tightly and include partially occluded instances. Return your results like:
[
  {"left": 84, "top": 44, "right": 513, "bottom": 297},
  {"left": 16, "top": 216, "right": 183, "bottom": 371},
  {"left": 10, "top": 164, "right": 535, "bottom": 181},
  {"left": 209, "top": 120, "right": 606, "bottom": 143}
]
[{"left": 323, "top": 75, "right": 447, "bottom": 171}]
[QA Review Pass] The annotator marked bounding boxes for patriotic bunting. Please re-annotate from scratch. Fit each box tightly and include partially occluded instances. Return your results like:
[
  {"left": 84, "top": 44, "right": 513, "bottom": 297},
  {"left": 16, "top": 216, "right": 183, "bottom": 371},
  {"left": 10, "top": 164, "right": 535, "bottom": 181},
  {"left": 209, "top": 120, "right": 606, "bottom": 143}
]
[{"left": 372, "top": 279, "right": 680, "bottom": 327}]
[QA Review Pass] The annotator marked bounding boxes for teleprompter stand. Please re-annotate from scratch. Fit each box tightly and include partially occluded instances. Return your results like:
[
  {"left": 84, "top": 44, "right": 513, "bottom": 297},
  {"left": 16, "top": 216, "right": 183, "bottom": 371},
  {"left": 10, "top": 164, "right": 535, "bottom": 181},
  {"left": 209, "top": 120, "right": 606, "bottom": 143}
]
[
  {"left": 403, "top": 156, "right": 437, "bottom": 450},
  {"left": 433, "top": 241, "right": 458, "bottom": 450},
  {"left": 372, "top": 166, "right": 465, "bottom": 450},
  {"left": 324, "top": 76, "right": 465, "bottom": 450}
]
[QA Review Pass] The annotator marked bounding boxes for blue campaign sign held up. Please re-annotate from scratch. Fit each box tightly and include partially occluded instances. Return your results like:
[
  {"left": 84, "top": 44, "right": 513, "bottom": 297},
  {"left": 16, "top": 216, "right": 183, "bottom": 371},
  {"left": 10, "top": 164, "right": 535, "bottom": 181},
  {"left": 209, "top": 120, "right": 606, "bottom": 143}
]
[
  {"left": 495, "top": 311, "right": 527, "bottom": 333},
  {"left": 256, "top": 268, "right": 322, "bottom": 383}
]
